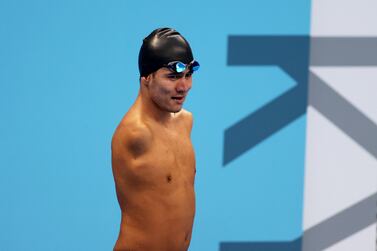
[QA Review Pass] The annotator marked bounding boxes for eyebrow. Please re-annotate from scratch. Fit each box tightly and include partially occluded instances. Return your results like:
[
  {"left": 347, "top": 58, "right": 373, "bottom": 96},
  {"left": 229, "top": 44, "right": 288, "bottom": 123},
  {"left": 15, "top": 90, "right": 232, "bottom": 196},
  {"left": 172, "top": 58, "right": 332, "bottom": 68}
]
[{"left": 166, "top": 72, "right": 184, "bottom": 77}]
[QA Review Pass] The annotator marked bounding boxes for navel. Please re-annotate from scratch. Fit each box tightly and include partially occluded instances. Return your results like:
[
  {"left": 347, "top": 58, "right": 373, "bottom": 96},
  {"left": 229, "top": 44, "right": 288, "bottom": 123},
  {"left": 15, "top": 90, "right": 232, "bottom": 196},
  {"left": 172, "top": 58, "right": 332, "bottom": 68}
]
[{"left": 166, "top": 174, "right": 173, "bottom": 183}]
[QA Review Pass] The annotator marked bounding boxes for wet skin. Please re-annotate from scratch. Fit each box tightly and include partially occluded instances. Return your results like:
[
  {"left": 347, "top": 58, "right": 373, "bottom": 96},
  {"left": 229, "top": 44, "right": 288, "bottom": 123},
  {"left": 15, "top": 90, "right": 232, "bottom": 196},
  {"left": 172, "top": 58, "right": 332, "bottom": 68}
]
[{"left": 111, "top": 68, "right": 196, "bottom": 251}]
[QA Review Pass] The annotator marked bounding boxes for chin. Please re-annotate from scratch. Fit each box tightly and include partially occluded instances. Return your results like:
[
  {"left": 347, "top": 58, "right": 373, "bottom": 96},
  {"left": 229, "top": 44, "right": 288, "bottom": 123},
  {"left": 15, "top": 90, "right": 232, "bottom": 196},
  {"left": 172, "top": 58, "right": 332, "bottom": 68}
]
[
  {"left": 171, "top": 107, "right": 182, "bottom": 113},
  {"left": 160, "top": 104, "right": 182, "bottom": 113}
]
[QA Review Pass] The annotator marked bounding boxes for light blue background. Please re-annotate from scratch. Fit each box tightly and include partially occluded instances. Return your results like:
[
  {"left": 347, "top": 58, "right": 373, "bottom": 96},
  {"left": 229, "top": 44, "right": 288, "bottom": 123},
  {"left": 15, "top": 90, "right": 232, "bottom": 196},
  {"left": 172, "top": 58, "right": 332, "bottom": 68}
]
[{"left": 0, "top": 1, "right": 311, "bottom": 250}]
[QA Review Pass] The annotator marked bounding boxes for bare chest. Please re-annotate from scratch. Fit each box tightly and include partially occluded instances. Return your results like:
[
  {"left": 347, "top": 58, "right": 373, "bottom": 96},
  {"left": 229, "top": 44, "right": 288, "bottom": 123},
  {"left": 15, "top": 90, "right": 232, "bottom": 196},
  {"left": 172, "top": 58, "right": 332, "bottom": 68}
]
[{"left": 132, "top": 129, "right": 196, "bottom": 189}]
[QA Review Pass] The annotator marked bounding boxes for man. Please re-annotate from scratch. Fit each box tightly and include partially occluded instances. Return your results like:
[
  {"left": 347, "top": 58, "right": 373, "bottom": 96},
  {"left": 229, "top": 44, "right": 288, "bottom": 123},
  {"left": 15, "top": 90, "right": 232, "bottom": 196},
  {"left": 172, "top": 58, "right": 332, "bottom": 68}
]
[{"left": 111, "top": 28, "right": 200, "bottom": 251}]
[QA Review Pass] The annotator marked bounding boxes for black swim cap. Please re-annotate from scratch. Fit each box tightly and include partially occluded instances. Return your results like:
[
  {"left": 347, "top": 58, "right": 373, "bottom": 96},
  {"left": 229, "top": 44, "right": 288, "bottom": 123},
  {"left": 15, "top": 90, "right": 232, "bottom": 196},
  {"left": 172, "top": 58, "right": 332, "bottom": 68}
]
[{"left": 138, "top": 28, "right": 194, "bottom": 77}]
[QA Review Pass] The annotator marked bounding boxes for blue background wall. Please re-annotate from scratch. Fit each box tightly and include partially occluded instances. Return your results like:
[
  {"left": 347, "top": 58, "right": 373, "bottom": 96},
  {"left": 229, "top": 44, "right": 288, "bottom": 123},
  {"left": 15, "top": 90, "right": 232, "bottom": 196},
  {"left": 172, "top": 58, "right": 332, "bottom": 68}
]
[{"left": 0, "top": 1, "right": 311, "bottom": 250}]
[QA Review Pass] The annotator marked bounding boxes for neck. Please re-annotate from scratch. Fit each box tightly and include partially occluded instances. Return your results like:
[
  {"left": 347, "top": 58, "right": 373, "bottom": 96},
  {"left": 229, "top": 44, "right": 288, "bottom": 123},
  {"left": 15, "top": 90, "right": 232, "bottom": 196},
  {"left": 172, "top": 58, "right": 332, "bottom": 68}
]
[{"left": 136, "top": 90, "right": 174, "bottom": 125}]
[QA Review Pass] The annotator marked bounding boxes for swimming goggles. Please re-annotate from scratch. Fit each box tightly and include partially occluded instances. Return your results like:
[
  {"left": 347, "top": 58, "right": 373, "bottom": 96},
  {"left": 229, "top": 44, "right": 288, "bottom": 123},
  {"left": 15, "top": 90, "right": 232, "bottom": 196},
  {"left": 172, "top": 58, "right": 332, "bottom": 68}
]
[{"left": 164, "top": 60, "right": 200, "bottom": 73}]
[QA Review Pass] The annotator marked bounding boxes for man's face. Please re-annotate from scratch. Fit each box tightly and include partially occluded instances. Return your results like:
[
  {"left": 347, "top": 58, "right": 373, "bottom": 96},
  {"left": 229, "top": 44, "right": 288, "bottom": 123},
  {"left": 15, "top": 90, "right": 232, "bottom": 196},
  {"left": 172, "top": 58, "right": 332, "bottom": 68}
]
[{"left": 147, "top": 67, "right": 193, "bottom": 113}]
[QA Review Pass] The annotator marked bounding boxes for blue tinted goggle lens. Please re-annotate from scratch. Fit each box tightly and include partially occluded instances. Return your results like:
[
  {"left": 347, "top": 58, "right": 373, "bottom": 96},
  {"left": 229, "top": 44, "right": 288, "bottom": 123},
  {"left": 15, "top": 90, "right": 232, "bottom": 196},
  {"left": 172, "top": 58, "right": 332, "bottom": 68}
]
[
  {"left": 176, "top": 62, "right": 187, "bottom": 73},
  {"left": 166, "top": 60, "right": 200, "bottom": 73},
  {"left": 190, "top": 61, "right": 200, "bottom": 72}
]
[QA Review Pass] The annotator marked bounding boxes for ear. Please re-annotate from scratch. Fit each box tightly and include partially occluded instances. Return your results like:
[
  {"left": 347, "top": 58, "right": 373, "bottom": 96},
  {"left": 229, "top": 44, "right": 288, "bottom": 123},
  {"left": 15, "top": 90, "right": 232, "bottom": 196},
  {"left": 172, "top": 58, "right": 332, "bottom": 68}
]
[{"left": 140, "top": 74, "right": 151, "bottom": 87}]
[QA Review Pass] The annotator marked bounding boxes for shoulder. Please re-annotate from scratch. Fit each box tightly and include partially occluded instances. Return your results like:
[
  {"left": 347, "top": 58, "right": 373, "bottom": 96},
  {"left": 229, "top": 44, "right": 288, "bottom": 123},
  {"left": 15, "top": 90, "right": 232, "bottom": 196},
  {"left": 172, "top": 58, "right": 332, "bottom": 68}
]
[
  {"left": 112, "top": 118, "right": 152, "bottom": 158},
  {"left": 177, "top": 109, "right": 193, "bottom": 133}
]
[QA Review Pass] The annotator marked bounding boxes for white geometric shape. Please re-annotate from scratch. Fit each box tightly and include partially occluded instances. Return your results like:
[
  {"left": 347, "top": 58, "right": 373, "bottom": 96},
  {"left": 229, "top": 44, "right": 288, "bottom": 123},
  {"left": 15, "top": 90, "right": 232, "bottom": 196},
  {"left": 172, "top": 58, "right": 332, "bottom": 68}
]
[
  {"left": 324, "top": 224, "right": 377, "bottom": 251},
  {"left": 310, "top": 66, "right": 377, "bottom": 125},
  {"left": 311, "top": 0, "right": 377, "bottom": 36},
  {"left": 303, "top": 106, "right": 377, "bottom": 230}
]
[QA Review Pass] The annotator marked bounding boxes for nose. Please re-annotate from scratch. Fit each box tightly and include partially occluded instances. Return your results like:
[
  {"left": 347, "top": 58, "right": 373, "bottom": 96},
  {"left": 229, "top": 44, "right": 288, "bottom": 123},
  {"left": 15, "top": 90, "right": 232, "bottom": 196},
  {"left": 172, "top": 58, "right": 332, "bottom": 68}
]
[{"left": 176, "top": 77, "right": 192, "bottom": 93}]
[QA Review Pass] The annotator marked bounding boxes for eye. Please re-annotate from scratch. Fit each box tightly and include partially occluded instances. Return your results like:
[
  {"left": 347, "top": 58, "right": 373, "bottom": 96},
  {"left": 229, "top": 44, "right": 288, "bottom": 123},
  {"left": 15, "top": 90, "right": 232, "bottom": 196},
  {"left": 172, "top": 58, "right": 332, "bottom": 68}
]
[
  {"left": 167, "top": 74, "right": 183, "bottom": 80},
  {"left": 168, "top": 75, "right": 179, "bottom": 80},
  {"left": 185, "top": 72, "right": 193, "bottom": 78}
]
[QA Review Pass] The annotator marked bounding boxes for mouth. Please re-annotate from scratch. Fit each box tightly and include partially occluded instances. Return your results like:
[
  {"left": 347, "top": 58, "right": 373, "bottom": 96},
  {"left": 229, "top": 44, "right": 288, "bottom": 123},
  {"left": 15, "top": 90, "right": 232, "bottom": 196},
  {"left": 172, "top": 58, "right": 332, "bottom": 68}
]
[{"left": 171, "top": 96, "right": 185, "bottom": 104}]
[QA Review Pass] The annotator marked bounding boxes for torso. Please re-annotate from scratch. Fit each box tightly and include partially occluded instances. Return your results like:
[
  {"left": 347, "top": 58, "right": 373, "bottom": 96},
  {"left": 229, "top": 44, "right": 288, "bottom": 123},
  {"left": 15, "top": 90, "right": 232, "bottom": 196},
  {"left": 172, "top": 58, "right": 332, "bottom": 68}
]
[{"left": 111, "top": 107, "right": 196, "bottom": 251}]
